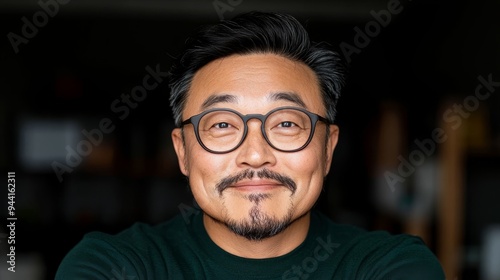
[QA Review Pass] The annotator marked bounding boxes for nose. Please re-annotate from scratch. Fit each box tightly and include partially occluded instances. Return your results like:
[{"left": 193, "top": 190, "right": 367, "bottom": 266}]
[{"left": 235, "top": 119, "right": 277, "bottom": 168}]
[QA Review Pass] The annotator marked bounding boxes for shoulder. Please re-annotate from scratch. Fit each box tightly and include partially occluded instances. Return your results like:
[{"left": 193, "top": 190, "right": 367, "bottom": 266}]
[
  {"left": 55, "top": 214, "right": 189, "bottom": 279},
  {"left": 311, "top": 210, "right": 445, "bottom": 279},
  {"left": 346, "top": 231, "right": 445, "bottom": 279}
]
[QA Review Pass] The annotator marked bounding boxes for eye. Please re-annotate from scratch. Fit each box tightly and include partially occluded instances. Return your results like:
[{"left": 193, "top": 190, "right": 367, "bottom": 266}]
[
  {"left": 278, "top": 121, "right": 296, "bottom": 128},
  {"left": 213, "top": 122, "right": 231, "bottom": 129}
]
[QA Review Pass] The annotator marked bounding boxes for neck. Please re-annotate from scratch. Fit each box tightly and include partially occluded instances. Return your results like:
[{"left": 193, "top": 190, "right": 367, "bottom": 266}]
[{"left": 203, "top": 212, "right": 311, "bottom": 259}]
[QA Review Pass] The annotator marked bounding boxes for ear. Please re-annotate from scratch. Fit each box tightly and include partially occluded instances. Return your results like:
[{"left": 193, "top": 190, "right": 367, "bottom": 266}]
[
  {"left": 172, "top": 128, "right": 189, "bottom": 176},
  {"left": 324, "top": 124, "right": 339, "bottom": 176}
]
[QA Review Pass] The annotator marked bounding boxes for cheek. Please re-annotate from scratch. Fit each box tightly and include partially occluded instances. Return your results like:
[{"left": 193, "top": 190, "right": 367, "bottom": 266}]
[
  {"left": 284, "top": 141, "right": 327, "bottom": 199},
  {"left": 293, "top": 155, "right": 326, "bottom": 188},
  {"left": 184, "top": 145, "right": 231, "bottom": 198},
  {"left": 286, "top": 141, "right": 327, "bottom": 177}
]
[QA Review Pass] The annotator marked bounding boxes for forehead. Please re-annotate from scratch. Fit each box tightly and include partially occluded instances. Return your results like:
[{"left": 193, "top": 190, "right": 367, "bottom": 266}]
[{"left": 184, "top": 53, "right": 324, "bottom": 117}]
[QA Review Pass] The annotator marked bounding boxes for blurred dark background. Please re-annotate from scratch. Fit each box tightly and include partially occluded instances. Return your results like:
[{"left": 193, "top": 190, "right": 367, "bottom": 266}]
[{"left": 1, "top": 0, "right": 499, "bottom": 279}]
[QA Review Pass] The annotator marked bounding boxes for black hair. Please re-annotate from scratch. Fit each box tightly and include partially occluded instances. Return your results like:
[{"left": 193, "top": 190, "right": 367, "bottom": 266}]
[{"left": 168, "top": 11, "right": 346, "bottom": 126}]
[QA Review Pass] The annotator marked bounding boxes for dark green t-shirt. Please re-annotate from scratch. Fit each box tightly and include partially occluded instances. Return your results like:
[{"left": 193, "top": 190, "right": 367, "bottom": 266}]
[{"left": 56, "top": 210, "right": 445, "bottom": 279}]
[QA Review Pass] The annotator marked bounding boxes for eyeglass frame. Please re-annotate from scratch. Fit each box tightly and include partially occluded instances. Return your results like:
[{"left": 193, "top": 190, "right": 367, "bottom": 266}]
[{"left": 179, "top": 106, "right": 332, "bottom": 154}]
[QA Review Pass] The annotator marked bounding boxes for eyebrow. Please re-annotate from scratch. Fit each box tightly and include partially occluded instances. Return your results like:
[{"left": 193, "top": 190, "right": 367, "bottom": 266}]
[
  {"left": 201, "top": 94, "right": 238, "bottom": 110},
  {"left": 269, "top": 92, "right": 306, "bottom": 108},
  {"left": 199, "top": 91, "right": 307, "bottom": 110}
]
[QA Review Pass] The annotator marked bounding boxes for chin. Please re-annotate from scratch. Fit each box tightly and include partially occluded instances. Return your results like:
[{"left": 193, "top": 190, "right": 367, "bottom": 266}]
[{"left": 224, "top": 208, "right": 294, "bottom": 241}]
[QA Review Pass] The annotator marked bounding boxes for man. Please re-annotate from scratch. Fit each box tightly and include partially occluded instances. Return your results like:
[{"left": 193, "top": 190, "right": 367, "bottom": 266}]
[{"left": 56, "top": 11, "right": 445, "bottom": 279}]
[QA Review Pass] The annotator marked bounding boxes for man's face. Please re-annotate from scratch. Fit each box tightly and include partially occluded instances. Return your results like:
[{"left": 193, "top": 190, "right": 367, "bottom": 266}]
[{"left": 172, "top": 53, "right": 339, "bottom": 240}]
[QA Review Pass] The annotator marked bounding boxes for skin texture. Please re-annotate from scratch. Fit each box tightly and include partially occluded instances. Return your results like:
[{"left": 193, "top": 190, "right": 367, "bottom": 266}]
[{"left": 171, "top": 53, "right": 339, "bottom": 258}]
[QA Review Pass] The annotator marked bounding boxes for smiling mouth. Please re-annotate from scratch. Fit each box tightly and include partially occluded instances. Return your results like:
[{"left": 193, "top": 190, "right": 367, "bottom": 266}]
[{"left": 229, "top": 180, "right": 284, "bottom": 192}]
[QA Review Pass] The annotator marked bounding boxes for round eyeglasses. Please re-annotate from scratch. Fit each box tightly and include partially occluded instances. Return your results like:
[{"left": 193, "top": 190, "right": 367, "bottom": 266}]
[{"left": 179, "top": 106, "right": 331, "bottom": 154}]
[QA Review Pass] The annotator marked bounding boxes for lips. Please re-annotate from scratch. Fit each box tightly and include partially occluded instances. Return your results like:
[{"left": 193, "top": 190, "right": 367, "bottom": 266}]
[{"left": 230, "top": 179, "right": 283, "bottom": 192}]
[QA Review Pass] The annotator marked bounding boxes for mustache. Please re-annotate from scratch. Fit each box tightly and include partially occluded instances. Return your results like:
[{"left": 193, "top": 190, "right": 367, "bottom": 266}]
[{"left": 216, "top": 168, "right": 297, "bottom": 196}]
